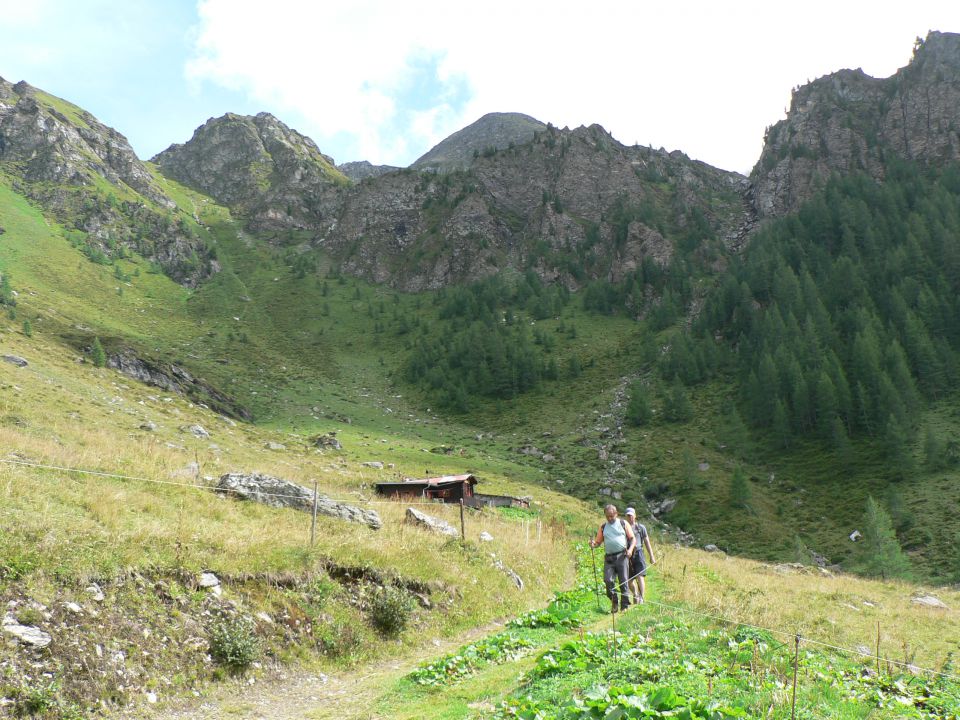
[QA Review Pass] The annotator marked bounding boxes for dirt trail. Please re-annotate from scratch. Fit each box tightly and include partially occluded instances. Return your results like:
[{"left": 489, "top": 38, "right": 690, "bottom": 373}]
[{"left": 114, "top": 622, "right": 502, "bottom": 720}]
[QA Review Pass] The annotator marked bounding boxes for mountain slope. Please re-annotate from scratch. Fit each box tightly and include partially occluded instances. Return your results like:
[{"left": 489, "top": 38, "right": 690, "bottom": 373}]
[{"left": 0, "top": 77, "right": 216, "bottom": 285}]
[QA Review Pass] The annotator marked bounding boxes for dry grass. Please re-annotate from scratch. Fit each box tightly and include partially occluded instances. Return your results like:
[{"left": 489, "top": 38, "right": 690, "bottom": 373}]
[
  {"left": 0, "top": 328, "right": 587, "bottom": 633},
  {"left": 656, "top": 542, "right": 960, "bottom": 670}
]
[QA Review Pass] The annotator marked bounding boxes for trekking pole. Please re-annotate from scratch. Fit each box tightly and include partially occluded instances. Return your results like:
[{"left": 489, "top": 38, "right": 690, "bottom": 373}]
[{"left": 589, "top": 542, "right": 601, "bottom": 610}]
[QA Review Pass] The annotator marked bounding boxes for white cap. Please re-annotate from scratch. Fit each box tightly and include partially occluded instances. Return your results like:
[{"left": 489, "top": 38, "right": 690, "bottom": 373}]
[{"left": 625, "top": 507, "right": 636, "bottom": 516}]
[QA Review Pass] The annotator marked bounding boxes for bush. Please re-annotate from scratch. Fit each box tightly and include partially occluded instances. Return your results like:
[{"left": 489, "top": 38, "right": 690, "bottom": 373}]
[
  {"left": 208, "top": 612, "right": 260, "bottom": 671},
  {"left": 369, "top": 585, "right": 413, "bottom": 636},
  {"left": 317, "top": 619, "right": 363, "bottom": 657}
]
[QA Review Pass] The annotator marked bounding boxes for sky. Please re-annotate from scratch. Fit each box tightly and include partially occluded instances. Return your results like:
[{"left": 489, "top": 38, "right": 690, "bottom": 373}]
[{"left": 1, "top": 1, "right": 957, "bottom": 174}]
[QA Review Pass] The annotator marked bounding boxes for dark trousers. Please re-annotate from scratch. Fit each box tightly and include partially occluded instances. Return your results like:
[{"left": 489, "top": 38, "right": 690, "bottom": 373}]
[{"left": 603, "top": 551, "right": 630, "bottom": 609}]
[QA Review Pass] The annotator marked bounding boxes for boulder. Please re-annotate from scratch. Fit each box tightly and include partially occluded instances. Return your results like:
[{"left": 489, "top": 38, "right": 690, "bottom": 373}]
[
  {"left": 139, "top": 421, "right": 158, "bottom": 431},
  {"left": 314, "top": 433, "right": 342, "bottom": 450},
  {"left": 265, "top": 442, "right": 286, "bottom": 451},
  {"left": 199, "top": 572, "right": 220, "bottom": 588},
  {"left": 362, "top": 461, "right": 384, "bottom": 469},
  {"left": 2, "top": 615, "right": 51, "bottom": 648},
  {"left": 216, "top": 472, "right": 381, "bottom": 529},
  {"left": 180, "top": 424, "right": 210, "bottom": 438},
  {"left": 1, "top": 355, "right": 27, "bottom": 367},
  {"left": 651, "top": 498, "right": 677, "bottom": 516},
  {"left": 849, "top": 530, "right": 862, "bottom": 542},
  {"left": 912, "top": 595, "right": 949, "bottom": 610},
  {"left": 478, "top": 531, "right": 494, "bottom": 542},
  {"left": 405, "top": 508, "right": 459, "bottom": 538},
  {"left": 704, "top": 544, "right": 719, "bottom": 552}
]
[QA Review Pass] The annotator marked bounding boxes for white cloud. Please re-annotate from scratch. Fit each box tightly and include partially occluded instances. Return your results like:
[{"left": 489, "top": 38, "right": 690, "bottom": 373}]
[{"left": 186, "top": 0, "right": 960, "bottom": 171}]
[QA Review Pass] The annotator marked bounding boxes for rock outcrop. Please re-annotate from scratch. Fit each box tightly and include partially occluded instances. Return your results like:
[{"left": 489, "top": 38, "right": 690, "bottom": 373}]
[
  {"left": 107, "top": 350, "right": 251, "bottom": 421},
  {"left": 750, "top": 31, "right": 960, "bottom": 218},
  {"left": 216, "top": 472, "right": 382, "bottom": 529}
]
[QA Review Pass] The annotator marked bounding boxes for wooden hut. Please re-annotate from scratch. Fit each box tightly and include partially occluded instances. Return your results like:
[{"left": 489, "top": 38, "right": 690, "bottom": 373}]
[{"left": 374, "top": 474, "right": 477, "bottom": 503}]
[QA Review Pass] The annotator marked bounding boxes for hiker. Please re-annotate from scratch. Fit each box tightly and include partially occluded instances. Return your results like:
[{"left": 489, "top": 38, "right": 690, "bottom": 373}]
[
  {"left": 589, "top": 504, "right": 635, "bottom": 612},
  {"left": 624, "top": 507, "right": 656, "bottom": 604}
]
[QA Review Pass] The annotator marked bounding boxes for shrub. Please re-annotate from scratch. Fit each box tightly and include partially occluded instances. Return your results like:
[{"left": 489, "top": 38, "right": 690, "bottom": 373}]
[
  {"left": 369, "top": 585, "right": 413, "bottom": 636},
  {"left": 317, "top": 620, "right": 363, "bottom": 657},
  {"left": 208, "top": 612, "right": 260, "bottom": 671}
]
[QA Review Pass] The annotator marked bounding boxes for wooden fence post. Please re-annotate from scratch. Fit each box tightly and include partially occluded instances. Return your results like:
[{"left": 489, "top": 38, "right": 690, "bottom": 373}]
[
  {"left": 459, "top": 499, "right": 465, "bottom": 542},
  {"left": 311, "top": 480, "right": 319, "bottom": 547},
  {"left": 791, "top": 633, "right": 801, "bottom": 720}
]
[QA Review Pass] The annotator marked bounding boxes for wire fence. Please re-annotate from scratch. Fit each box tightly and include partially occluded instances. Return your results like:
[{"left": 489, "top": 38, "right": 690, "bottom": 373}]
[{"left": 0, "top": 457, "right": 478, "bottom": 507}]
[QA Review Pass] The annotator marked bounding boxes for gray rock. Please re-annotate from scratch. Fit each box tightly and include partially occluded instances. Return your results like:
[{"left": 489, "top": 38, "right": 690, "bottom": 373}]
[
  {"left": 704, "top": 544, "right": 719, "bottom": 553},
  {"left": 216, "top": 472, "right": 381, "bottom": 529},
  {"left": 2, "top": 620, "right": 51, "bottom": 648},
  {"left": 405, "top": 508, "right": 459, "bottom": 538},
  {"left": 265, "top": 442, "right": 286, "bottom": 451},
  {"left": 490, "top": 553, "right": 524, "bottom": 591},
  {"left": 180, "top": 424, "right": 210, "bottom": 438},
  {"left": 849, "top": 530, "right": 862, "bottom": 542},
  {"left": 361, "top": 461, "right": 384, "bottom": 469},
  {"left": 1, "top": 355, "right": 27, "bottom": 367},
  {"left": 478, "top": 531, "right": 494, "bottom": 542},
  {"left": 139, "top": 421, "right": 158, "bottom": 431},
  {"left": 651, "top": 498, "right": 677, "bottom": 516},
  {"left": 198, "top": 572, "right": 220, "bottom": 588},
  {"left": 912, "top": 595, "right": 949, "bottom": 610},
  {"left": 85, "top": 584, "right": 105, "bottom": 602},
  {"left": 313, "top": 433, "right": 342, "bottom": 450}
]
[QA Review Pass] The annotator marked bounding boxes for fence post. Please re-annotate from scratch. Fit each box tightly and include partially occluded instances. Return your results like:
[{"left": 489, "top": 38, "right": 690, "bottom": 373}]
[
  {"left": 791, "top": 633, "right": 801, "bottom": 720},
  {"left": 459, "top": 499, "right": 465, "bottom": 542},
  {"left": 876, "top": 621, "right": 881, "bottom": 677},
  {"left": 311, "top": 481, "right": 319, "bottom": 547}
]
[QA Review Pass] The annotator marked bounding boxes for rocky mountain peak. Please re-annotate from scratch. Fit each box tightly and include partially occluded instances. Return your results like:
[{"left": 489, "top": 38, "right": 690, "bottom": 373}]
[
  {"left": 412, "top": 111, "right": 547, "bottom": 172},
  {"left": 749, "top": 31, "right": 960, "bottom": 218},
  {"left": 153, "top": 112, "right": 347, "bottom": 232}
]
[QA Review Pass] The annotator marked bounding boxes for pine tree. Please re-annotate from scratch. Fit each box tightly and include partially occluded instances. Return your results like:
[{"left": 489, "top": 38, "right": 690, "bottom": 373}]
[
  {"left": 626, "top": 381, "right": 652, "bottom": 426},
  {"left": 91, "top": 337, "right": 106, "bottom": 368},
  {"left": 858, "top": 496, "right": 910, "bottom": 580},
  {"left": 923, "top": 425, "right": 945, "bottom": 471},
  {"left": 729, "top": 466, "right": 751, "bottom": 510}
]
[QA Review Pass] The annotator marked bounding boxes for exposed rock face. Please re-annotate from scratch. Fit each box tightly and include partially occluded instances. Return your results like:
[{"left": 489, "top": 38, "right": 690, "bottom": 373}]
[
  {"left": 152, "top": 112, "right": 349, "bottom": 232},
  {"left": 750, "top": 31, "right": 960, "bottom": 218},
  {"left": 323, "top": 123, "right": 747, "bottom": 291},
  {"left": 0, "top": 78, "right": 215, "bottom": 286},
  {"left": 338, "top": 160, "right": 401, "bottom": 182},
  {"left": 412, "top": 112, "right": 547, "bottom": 172},
  {"left": 216, "top": 472, "right": 382, "bottom": 529},
  {"left": 405, "top": 507, "right": 459, "bottom": 538},
  {"left": 107, "top": 350, "right": 251, "bottom": 421}
]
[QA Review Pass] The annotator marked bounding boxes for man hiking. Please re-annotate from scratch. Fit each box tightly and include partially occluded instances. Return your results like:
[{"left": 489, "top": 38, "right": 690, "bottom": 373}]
[
  {"left": 590, "top": 504, "right": 635, "bottom": 612},
  {"left": 624, "top": 507, "right": 656, "bottom": 604}
]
